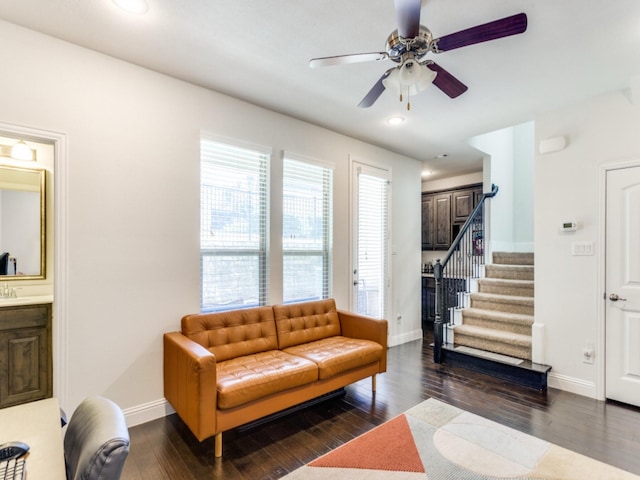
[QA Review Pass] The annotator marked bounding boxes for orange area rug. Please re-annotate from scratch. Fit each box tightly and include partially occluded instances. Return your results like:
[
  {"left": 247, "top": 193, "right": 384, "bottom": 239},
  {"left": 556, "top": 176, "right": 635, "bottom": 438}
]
[
  {"left": 309, "top": 414, "right": 424, "bottom": 473},
  {"left": 282, "top": 398, "right": 640, "bottom": 480}
]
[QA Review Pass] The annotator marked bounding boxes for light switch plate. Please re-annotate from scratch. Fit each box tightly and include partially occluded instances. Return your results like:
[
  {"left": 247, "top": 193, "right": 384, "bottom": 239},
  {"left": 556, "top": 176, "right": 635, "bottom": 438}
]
[{"left": 571, "top": 241, "right": 594, "bottom": 256}]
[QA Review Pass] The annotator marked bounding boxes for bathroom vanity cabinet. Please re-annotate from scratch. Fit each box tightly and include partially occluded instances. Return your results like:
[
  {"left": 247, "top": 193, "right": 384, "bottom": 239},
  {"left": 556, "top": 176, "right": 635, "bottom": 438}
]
[{"left": 0, "top": 302, "right": 52, "bottom": 408}]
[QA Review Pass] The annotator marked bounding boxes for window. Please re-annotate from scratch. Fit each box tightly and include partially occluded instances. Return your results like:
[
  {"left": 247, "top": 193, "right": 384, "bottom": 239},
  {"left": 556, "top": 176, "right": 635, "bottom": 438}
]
[
  {"left": 282, "top": 156, "right": 333, "bottom": 303},
  {"left": 200, "top": 138, "right": 269, "bottom": 311}
]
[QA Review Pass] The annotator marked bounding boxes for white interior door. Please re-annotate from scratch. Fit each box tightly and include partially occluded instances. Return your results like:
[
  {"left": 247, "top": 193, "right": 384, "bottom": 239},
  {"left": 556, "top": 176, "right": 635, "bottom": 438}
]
[
  {"left": 606, "top": 165, "right": 640, "bottom": 406},
  {"left": 351, "top": 161, "right": 389, "bottom": 319}
]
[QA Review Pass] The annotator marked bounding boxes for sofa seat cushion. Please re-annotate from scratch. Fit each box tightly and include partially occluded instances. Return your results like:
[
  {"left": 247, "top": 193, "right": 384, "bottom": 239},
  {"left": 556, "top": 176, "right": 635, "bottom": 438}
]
[
  {"left": 283, "top": 336, "right": 383, "bottom": 380},
  {"left": 216, "top": 350, "right": 318, "bottom": 409}
]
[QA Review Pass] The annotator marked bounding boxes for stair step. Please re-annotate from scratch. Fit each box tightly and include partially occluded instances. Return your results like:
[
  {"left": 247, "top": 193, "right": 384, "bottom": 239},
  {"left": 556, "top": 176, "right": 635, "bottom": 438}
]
[
  {"left": 470, "top": 293, "right": 534, "bottom": 316},
  {"left": 461, "top": 308, "right": 533, "bottom": 335},
  {"left": 453, "top": 324, "right": 532, "bottom": 360},
  {"left": 452, "top": 345, "right": 525, "bottom": 365},
  {"left": 485, "top": 264, "right": 534, "bottom": 281},
  {"left": 441, "top": 343, "right": 551, "bottom": 390},
  {"left": 477, "top": 277, "right": 534, "bottom": 297},
  {"left": 492, "top": 251, "right": 534, "bottom": 266}
]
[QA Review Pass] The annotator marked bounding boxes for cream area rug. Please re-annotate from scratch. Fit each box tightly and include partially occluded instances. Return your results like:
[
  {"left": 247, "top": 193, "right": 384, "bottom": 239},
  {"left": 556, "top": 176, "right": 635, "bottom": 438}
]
[{"left": 282, "top": 398, "right": 639, "bottom": 479}]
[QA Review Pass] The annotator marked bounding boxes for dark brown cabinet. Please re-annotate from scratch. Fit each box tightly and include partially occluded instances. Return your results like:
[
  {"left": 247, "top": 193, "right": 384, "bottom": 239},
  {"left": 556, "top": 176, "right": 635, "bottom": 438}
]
[
  {"left": 0, "top": 303, "right": 52, "bottom": 408},
  {"left": 422, "top": 183, "right": 483, "bottom": 251},
  {"left": 452, "top": 189, "right": 476, "bottom": 223},
  {"left": 421, "top": 194, "right": 433, "bottom": 249},
  {"left": 433, "top": 193, "right": 452, "bottom": 249}
]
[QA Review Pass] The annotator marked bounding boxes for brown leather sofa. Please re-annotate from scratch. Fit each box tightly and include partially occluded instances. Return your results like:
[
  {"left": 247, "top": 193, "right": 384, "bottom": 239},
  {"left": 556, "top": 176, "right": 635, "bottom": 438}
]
[{"left": 163, "top": 298, "right": 387, "bottom": 457}]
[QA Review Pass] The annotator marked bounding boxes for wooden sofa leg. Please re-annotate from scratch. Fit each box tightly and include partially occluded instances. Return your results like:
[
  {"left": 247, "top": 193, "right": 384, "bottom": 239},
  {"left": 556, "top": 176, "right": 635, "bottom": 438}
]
[
  {"left": 214, "top": 432, "right": 222, "bottom": 458},
  {"left": 372, "top": 374, "right": 377, "bottom": 392}
]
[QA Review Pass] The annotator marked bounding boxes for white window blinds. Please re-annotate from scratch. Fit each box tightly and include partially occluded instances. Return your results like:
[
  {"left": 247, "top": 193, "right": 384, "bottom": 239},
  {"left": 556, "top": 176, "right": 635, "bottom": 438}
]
[
  {"left": 356, "top": 171, "right": 389, "bottom": 319},
  {"left": 282, "top": 157, "right": 333, "bottom": 303},
  {"left": 200, "top": 139, "right": 269, "bottom": 311}
]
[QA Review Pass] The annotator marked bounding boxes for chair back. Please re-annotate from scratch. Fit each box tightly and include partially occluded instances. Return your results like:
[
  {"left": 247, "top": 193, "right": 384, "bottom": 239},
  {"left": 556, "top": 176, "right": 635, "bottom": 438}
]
[{"left": 64, "top": 396, "right": 130, "bottom": 480}]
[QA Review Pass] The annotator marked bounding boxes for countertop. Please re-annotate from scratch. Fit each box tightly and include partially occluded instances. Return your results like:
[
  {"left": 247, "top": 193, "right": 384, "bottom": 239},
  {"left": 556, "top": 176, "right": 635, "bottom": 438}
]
[{"left": 0, "top": 294, "right": 53, "bottom": 307}]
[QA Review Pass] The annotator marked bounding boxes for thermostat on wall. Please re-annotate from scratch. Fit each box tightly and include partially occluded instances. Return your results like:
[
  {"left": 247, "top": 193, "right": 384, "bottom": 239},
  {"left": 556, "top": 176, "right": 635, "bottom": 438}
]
[{"left": 561, "top": 222, "right": 578, "bottom": 232}]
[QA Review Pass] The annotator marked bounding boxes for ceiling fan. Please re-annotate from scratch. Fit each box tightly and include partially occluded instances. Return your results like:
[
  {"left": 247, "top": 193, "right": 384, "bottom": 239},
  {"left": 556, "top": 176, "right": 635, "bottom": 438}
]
[{"left": 309, "top": 0, "right": 527, "bottom": 109}]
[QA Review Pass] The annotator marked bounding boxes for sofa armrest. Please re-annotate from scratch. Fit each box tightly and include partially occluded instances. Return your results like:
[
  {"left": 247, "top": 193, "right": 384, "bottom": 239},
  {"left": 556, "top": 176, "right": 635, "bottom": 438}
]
[
  {"left": 163, "top": 332, "right": 218, "bottom": 441},
  {"left": 337, "top": 310, "right": 388, "bottom": 372}
]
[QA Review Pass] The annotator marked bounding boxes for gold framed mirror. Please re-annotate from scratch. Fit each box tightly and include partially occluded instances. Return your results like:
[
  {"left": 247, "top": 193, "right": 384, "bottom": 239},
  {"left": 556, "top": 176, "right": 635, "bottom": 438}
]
[{"left": 0, "top": 165, "right": 45, "bottom": 280}]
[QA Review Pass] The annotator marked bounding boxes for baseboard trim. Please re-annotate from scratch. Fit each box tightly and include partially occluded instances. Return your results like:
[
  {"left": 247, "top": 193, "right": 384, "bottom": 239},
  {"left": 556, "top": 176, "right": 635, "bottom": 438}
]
[
  {"left": 389, "top": 329, "right": 422, "bottom": 347},
  {"left": 547, "top": 372, "right": 597, "bottom": 399},
  {"left": 122, "top": 398, "right": 175, "bottom": 427}
]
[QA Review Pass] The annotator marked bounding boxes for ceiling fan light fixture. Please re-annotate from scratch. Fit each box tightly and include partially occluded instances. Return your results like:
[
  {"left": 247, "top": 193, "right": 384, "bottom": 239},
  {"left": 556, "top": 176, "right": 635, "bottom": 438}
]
[{"left": 382, "top": 59, "right": 437, "bottom": 97}]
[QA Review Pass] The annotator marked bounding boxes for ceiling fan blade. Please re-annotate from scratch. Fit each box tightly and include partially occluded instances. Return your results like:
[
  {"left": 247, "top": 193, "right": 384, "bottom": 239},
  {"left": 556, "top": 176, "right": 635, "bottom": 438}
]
[
  {"left": 426, "top": 62, "right": 468, "bottom": 98},
  {"left": 433, "top": 13, "right": 527, "bottom": 52},
  {"left": 358, "top": 68, "right": 395, "bottom": 108},
  {"left": 310, "top": 52, "right": 388, "bottom": 68},
  {"left": 394, "top": 0, "right": 422, "bottom": 39}
]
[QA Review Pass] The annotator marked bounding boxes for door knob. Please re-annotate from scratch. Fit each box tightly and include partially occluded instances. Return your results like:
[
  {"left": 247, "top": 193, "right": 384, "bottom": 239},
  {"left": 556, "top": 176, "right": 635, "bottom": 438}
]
[{"left": 609, "top": 293, "right": 627, "bottom": 302}]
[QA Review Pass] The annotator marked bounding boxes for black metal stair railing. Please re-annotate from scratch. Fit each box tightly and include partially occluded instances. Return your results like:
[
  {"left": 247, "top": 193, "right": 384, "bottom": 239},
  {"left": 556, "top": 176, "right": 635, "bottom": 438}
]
[{"left": 433, "top": 184, "right": 499, "bottom": 363}]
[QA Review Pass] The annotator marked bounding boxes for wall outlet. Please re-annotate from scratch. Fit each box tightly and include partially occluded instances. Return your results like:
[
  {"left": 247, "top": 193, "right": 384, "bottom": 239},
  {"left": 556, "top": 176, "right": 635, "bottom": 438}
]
[{"left": 583, "top": 344, "right": 595, "bottom": 364}]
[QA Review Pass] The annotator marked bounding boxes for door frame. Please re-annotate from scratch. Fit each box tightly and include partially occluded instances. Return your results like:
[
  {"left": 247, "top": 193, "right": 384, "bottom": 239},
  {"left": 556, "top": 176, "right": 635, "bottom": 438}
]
[
  {"left": 597, "top": 157, "right": 640, "bottom": 401},
  {"left": 0, "top": 121, "right": 69, "bottom": 408}
]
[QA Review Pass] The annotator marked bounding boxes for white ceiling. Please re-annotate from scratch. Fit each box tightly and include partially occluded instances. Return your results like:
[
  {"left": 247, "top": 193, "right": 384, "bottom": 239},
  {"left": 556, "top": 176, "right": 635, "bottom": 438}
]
[{"left": 1, "top": 0, "right": 640, "bottom": 179}]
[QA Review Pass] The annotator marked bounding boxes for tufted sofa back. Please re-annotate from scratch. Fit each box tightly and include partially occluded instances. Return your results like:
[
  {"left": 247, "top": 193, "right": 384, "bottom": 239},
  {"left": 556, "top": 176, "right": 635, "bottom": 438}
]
[
  {"left": 181, "top": 306, "right": 278, "bottom": 362},
  {"left": 273, "top": 298, "right": 341, "bottom": 349}
]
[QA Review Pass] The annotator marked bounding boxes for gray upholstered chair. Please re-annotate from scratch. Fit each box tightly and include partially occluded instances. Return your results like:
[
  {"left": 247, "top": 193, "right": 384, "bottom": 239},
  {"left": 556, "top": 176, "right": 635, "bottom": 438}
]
[{"left": 63, "top": 396, "right": 130, "bottom": 480}]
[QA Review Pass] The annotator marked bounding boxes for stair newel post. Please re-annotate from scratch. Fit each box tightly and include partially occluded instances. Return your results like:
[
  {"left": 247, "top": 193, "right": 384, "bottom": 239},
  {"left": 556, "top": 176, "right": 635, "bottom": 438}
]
[{"left": 433, "top": 259, "right": 444, "bottom": 363}]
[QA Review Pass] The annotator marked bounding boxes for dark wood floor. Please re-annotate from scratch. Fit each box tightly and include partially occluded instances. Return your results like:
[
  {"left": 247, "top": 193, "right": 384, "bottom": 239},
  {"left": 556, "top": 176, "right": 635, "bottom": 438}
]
[{"left": 121, "top": 333, "right": 640, "bottom": 479}]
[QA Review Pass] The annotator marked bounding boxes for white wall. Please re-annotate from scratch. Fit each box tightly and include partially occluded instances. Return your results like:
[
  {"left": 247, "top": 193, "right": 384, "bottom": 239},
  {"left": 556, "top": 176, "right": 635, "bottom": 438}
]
[
  {"left": 421, "top": 171, "right": 483, "bottom": 192},
  {"left": 513, "top": 123, "right": 535, "bottom": 247},
  {"left": 469, "top": 122, "right": 535, "bottom": 254},
  {"left": 0, "top": 20, "right": 421, "bottom": 424},
  {"left": 535, "top": 89, "right": 640, "bottom": 398}
]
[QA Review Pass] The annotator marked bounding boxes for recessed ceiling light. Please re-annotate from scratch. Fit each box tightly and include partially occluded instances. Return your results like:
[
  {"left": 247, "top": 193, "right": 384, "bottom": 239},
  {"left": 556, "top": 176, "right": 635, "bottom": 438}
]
[
  {"left": 113, "top": 0, "right": 149, "bottom": 14},
  {"left": 422, "top": 170, "right": 433, "bottom": 177},
  {"left": 386, "top": 116, "right": 405, "bottom": 126}
]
